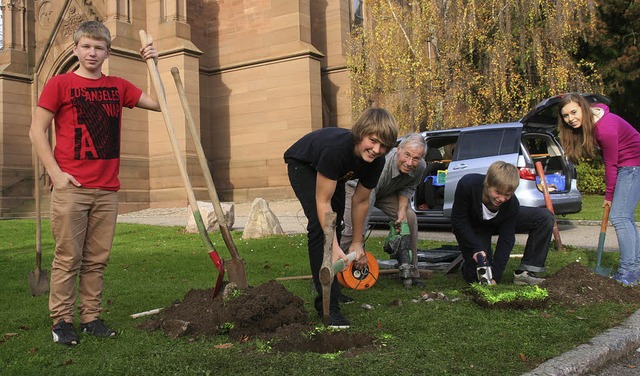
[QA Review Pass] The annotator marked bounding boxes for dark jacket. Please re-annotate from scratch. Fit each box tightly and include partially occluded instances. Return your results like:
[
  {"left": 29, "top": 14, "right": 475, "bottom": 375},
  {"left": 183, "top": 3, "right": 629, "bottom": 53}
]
[{"left": 451, "top": 173, "right": 519, "bottom": 281}]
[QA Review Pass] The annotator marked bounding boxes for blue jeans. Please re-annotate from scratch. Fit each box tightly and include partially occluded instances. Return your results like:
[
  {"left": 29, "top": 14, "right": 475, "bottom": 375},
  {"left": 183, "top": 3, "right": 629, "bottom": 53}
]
[{"left": 609, "top": 166, "right": 640, "bottom": 273}]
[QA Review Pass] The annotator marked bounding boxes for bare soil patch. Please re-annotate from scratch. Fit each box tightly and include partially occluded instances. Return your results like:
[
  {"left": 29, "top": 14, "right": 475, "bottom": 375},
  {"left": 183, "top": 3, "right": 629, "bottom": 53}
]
[
  {"left": 137, "top": 280, "right": 379, "bottom": 353},
  {"left": 138, "top": 263, "right": 640, "bottom": 353},
  {"left": 540, "top": 262, "right": 640, "bottom": 306}
]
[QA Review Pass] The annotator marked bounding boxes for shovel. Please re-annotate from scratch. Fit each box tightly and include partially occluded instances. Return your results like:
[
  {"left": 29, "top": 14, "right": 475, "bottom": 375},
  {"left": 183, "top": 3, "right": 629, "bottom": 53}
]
[
  {"left": 593, "top": 204, "right": 612, "bottom": 276},
  {"left": 318, "top": 212, "right": 357, "bottom": 326},
  {"left": 170, "top": 67, "right": 248, "bottom": 289},
  {"left": 139, "top": 31, "right": 224, "bottom": 297},
  {"left": 535, "top": 162, "right": 563, "bottom": 251},
  {"left": 28, "top": 152, "right": 50, "bottom": 296},
  {"left": 319, "top": 212, "right": 337, "bottom": 327}
]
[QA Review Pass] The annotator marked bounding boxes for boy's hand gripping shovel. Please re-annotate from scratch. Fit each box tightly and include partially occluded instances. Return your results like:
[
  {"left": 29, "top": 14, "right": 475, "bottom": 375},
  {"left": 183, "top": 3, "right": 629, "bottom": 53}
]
[{"left": 139, "top": 31, "right": 224, "bottom": 297}]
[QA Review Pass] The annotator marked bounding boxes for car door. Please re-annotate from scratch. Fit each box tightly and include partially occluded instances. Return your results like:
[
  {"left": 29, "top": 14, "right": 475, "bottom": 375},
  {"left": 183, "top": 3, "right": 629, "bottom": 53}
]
[{"left": 442, "top": 124, "right": 522, "bottom": 216}]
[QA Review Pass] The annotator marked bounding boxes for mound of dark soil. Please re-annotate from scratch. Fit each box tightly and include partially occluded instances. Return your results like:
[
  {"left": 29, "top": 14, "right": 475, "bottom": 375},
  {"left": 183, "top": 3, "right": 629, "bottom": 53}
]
[
  {"left": 137, "top": 280, "right": 378, "bottom": 353},
  {"left": 540, "top": 262, "right": 640, "bottom": 306},
  {"left": 471, "top": 262, "right": 640, "bottom": 309},
  {"left": 138, "top": 263, "right": 640, "bottom": 353}
]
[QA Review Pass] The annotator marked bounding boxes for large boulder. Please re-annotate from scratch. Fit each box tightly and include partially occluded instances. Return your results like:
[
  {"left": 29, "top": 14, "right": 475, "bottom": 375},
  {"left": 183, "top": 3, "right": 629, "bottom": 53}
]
[
  {"left": 185, "top": 201, "right": 235, "bottom": 233},
  {"left": 242, "top": 198, "right": 284, "bottom": 239}
]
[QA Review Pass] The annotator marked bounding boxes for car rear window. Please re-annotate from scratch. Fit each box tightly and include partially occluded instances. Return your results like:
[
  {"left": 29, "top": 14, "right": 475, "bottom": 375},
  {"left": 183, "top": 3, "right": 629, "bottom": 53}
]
[{"left": 455, "top": 128, "right": 520, "bottom": 160}]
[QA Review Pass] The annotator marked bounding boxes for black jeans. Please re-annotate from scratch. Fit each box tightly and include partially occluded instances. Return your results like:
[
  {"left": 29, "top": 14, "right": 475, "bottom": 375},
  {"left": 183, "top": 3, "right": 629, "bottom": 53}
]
[
  {"left": 461, "top": 206, "right": 554, "bottom": 283},
  {"left": 287, "top": 161, "right": 345, "bottom": 313}
]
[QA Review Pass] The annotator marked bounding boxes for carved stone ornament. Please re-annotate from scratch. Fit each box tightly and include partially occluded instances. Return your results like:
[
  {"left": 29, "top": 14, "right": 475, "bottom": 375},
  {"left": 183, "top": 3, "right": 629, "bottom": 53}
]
[
  {"left": 38, "top": 1, "right": 54, "bottom": 28},
  {"left": 62, "top": 5, "right": 85, "bottom": 38}
]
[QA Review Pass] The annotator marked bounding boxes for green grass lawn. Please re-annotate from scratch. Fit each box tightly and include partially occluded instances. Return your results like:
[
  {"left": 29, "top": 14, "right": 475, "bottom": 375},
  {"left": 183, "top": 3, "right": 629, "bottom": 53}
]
[
  {"left": 0, "top": 218, "right": 635, "bottom": 375},
  {"left": 561, "top": 194, "right": 640, "bottom": 221}
]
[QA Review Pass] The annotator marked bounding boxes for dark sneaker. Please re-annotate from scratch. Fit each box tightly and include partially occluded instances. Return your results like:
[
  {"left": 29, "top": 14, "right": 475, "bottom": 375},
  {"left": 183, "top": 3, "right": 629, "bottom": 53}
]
[
  {"left": 611, "top": 271, "right": 637, "bottom": 287},
  {"left": 327, "top": 311, "right": 350, "bottom": 329},
  {"left": 338, "top": 292, "right": 354, "bottom": 304},
  {"left": 80, "top": 319, "right": 116, "bottom": 337},
  {"left": 513, "top": 271, "right": 545, "bottom": 286},
  {"left": 52, "top": 320, "right": 79, "bottom": 346}
]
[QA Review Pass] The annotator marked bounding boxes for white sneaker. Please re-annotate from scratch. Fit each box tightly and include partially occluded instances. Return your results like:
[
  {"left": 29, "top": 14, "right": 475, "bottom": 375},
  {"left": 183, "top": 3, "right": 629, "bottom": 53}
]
[{"left": 513, "top": 271, "right": 545, "bottom": 286}]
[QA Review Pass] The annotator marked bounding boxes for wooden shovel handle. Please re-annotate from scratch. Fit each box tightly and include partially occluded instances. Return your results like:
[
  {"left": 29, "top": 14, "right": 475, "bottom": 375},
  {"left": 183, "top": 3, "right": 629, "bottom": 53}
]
[
  {"left": 33, "top": 146, "right": 42, "bottom": 268},
  {"left": 535, "top": 161, "right": 563, "bottom": 251},
  {"left": 320, "top": 212, "right": 337, "bottom": 326},
  {"left": 601, "top": 204, "right": 611, "bottom": 233},
  {"left": 138, "top": 31, "right": 215, "bottom": 252},
  {"left": 170, "top": 67, "right": 242, "bottom": 261}
]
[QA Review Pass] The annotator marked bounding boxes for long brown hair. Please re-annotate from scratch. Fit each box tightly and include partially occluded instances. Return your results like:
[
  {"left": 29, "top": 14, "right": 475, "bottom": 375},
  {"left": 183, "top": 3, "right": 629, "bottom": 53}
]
[{"left": 557, "top": 93, "right": 598, "bottom": 163}]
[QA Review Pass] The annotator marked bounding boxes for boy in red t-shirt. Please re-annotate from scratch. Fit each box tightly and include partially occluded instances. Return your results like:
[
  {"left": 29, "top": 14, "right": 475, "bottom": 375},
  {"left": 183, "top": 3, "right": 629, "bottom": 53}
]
[{"left": 29, "top": 20, "right": 161, "bottom": 346}]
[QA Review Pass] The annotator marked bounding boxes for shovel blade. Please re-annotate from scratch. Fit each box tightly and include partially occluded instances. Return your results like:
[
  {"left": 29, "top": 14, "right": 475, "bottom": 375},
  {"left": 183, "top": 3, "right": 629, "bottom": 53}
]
[
  {"left": 591, "top": 266, "right": 612, "bottom": 277},
  {"left": 209, "top": 251, "right": 225, "bottom": 298},
  {"left": 225, "top": 258, "right": 249, "bottom": 289},
  {"left": 28, "top": 268, "right": 50, "bottom": 296}
]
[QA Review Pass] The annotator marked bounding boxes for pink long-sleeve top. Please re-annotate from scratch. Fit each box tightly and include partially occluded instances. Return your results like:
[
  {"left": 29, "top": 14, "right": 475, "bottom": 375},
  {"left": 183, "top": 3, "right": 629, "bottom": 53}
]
[{"left": 593, "top": 103, "right": 640, "bottom": 201}]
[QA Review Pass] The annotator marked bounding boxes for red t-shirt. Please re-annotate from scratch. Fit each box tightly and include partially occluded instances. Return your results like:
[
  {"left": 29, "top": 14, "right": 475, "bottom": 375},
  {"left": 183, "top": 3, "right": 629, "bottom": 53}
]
[{"left": 38, "top": 72, "right": 142, "bottom": 190}]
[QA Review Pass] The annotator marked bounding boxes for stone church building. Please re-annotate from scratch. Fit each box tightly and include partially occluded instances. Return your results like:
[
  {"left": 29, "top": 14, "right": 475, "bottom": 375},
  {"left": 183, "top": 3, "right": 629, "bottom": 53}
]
[{"left": 0, "top": 0, "right": 360, "bottom": 218}]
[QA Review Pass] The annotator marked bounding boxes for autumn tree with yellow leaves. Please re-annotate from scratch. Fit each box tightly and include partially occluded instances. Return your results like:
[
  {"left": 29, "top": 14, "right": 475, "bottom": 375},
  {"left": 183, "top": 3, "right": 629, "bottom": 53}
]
[{"left": 347, "top": 0, "right": 604, "bottom": 132}]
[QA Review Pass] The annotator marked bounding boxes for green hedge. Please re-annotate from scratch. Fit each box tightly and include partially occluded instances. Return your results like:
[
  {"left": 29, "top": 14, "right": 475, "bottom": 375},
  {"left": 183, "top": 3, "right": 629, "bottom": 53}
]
[{"left": 576, "top": 157, "right": 605, "bottom": 195}]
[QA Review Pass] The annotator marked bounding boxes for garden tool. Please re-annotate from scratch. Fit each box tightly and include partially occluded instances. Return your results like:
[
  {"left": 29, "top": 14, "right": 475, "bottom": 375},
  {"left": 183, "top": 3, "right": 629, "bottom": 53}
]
[
  {"left": 319, "top": 212, "right": 337, "bottom": 326},
  {"left": 171, "top": 67, "right": 248, "bottom": 289},
  {"left": 383, "top": 221, "right": 413, "bottom": 286},
  {"left": 139, "top": 31, "right": 224, "bottom": 297},
  {"left": 28, "top": 152, "right": 50, "bottom": 296},
  {"left": 319, "top": 212, "right": 359, "bottom": 326},
  {"left": 592, "top": 204, "right": 612, "bottom": 276},
  {"left": 535, "top": 162, "right": 563, "bottom": 251},
  {"left": 336, "top": 251, "right": 379, "bottom": 290},
  {"left": 475, "top": 252, "right": 493, "bottom": 285}
]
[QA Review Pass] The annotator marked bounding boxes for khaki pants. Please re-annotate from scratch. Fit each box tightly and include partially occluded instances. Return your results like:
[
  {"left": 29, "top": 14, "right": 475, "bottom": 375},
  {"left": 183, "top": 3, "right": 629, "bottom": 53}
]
[
  {"left": 49, "top": 186, "right": 118, "bottom": 324},
  {"left": 341, "top": 183, "right": 419, "bottom": 268}
]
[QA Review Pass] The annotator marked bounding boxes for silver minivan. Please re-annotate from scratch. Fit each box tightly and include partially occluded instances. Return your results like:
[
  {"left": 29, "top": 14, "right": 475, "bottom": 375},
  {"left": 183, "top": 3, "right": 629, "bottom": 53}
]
[{"left": 369, "top": 93, "right": 608, "bottom": 227}]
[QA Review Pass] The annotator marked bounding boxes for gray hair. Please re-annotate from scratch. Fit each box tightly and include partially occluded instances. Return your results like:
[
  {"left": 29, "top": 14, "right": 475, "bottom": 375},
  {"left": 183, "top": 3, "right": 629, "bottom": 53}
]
[{"left": 398, "top": 133, "right": 426, "bottom": 157}]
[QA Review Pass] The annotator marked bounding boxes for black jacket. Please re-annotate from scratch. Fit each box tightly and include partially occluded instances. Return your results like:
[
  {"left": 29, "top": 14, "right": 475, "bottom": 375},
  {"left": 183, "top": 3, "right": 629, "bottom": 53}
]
[{"left": 451, "top": 173, "right": 519, "bottom": 280}]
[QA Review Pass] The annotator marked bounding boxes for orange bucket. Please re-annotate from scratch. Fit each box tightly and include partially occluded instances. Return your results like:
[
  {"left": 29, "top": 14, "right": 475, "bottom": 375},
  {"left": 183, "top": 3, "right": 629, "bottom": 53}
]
[{"left": 337, "top": 251, "right": 379, "bottom": 290}]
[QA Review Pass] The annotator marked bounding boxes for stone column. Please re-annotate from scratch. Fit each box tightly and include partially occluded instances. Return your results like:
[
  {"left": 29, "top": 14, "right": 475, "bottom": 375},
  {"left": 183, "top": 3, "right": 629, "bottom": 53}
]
[
  {"left": 0, "top": 0, "right": 36, "bottom": 217},
  {"left": 139, "top": 0, "right": 205, "bottom": 208},
  {"left": 106, "top": 0, "right": 131, "bottom": 22},
  {"left": 161, "top": 0, "right": 186, "bottom": 22},
  {"left": 1, "top": 0, "right": 26, "bottom": 50}
]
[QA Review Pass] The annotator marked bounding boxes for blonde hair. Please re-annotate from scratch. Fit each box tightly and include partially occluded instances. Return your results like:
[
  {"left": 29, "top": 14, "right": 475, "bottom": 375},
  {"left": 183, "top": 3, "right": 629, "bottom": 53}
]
[
  {"left": 557, "top": 93, "right": 597, "bottom": 163},
  {"left": 73, "top": 20, "right": 111, "bottom": 50},
  {"left": 484, "top": 161, "right": 519, "bottom": 193},
  {"left": 351, "top": 108, "right": 399, "bottom": 151}
]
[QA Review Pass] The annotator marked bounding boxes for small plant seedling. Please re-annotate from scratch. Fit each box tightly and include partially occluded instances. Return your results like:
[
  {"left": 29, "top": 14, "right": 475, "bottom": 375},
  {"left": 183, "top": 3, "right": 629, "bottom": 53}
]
[{"left": 217, "top": 322, "right": 235, "bottom": 334}]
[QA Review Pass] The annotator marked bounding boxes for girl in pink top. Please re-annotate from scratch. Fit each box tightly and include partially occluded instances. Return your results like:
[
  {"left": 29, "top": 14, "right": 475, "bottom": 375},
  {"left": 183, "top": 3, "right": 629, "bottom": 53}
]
[{"left": 558, "top": 93, "right": 640, "bottom": 285}]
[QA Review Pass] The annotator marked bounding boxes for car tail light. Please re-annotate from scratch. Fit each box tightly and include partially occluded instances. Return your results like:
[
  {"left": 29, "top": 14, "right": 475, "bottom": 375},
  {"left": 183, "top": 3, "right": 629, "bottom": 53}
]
[{"left": 519, "top": 167, "right": 537, "bottom": 181}]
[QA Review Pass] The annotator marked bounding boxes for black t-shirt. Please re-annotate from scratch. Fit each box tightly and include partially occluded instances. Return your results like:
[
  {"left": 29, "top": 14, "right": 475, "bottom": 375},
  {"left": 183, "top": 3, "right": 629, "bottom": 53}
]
[{"left": 284, "top": 127, "right": 384, "bottom": 189}]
